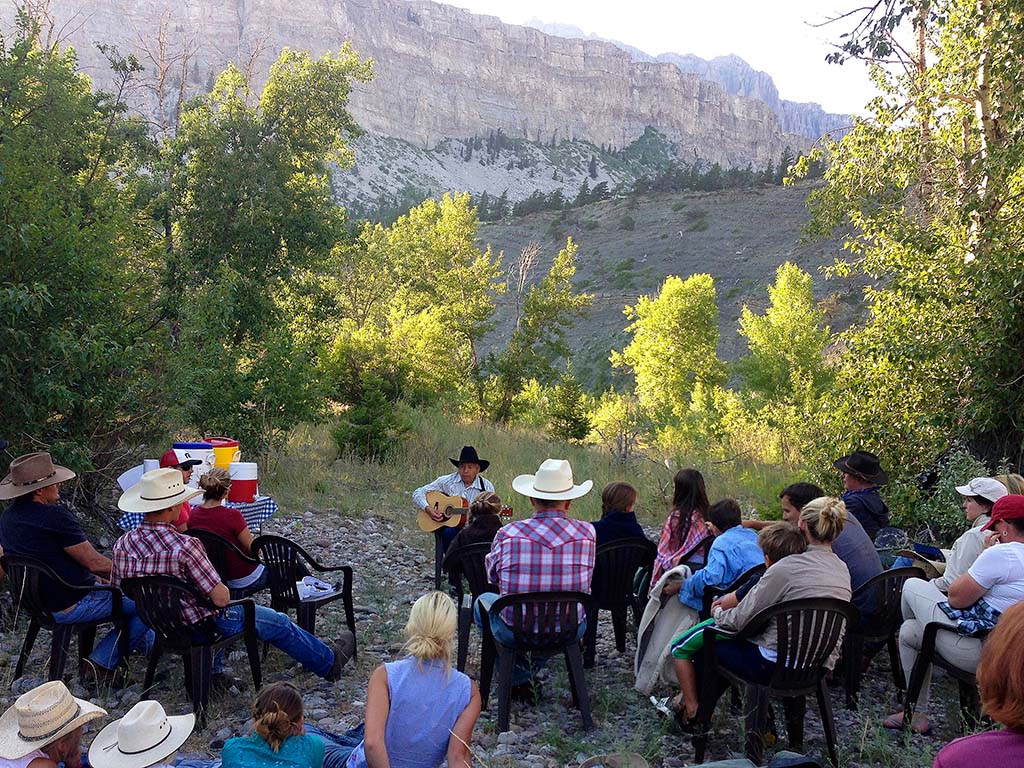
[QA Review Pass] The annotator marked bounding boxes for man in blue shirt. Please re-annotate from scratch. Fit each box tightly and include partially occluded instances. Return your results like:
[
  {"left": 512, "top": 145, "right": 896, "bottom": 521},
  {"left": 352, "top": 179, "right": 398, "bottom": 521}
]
[{"left": 677, "top": 498, "right": 763, "bottom": 611}]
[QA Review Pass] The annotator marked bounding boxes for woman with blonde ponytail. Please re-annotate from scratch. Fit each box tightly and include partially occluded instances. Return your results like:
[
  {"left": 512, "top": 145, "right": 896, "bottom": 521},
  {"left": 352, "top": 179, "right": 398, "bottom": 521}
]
[
  {"left": 706, "top": 497, "right": 853, "bottom": 683},
  {"left": 346, "top": 592, "right": 481, "bottom": 768}
]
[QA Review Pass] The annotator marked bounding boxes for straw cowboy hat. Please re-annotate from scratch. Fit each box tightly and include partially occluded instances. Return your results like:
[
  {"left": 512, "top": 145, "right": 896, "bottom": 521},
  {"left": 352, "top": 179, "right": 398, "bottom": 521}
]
[
  {"left": 0, "top": 681, "right": 106, "bottom": 759},
  {"left": 117, "top": 468, "right": 202, "bottom": 514},
  {"left": 512, "top": 458, "right": 593, "bottom": 501},
  {"left": 88, "top": 701, "right": 195, "bottom": 768},
  {"left": 0, "top": 452, "right": 76, "bottom": 500}
]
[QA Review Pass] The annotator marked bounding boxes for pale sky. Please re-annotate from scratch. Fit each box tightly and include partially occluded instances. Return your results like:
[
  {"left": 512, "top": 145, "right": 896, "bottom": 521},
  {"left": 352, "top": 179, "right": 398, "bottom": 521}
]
[{"left": 445, "top": 0, "right": 877, "bottom": 115}]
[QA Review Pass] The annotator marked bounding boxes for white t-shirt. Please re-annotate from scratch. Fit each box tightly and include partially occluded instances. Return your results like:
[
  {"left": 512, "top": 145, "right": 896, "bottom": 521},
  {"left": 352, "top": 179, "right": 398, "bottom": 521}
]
[
  {"left": 0, "top": 750, "right": 47, "bottom": 768},
  {"left": 968, "top": 541, "right": 1024, "bottom": 613}
]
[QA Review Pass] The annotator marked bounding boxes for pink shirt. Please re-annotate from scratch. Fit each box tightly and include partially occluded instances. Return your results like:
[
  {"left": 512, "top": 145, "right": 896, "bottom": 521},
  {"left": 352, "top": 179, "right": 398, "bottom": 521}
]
[{"left": 933, "top": 728, "right": 1024, "bottom": 767}]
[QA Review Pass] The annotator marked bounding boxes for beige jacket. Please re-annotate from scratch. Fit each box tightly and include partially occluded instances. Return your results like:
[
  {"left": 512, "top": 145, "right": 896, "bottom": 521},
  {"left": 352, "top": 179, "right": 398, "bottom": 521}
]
[
  {"left": 634, "top": 564, "right": 698, "bottom": 694},
  {"left": 713, "top": 545, "right": 852, "bottom": 670},
  {"left": 931, "top": 514, "right": 990, "bottom": 593}
]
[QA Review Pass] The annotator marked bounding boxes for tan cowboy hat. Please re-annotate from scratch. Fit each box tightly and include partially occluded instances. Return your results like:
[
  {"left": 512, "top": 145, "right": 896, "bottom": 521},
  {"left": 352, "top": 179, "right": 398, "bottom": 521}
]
[
  {"left": 0, "top": 681, "right": 106, "bottom": 759},
  {"left": 117, "top": 468, "right": 202, "bottom": 514},
  {"left": 512, "top": 458, "right": 593, "bottom": 501},
  {"left": 88, "top": 701, "right": 195, "bottom": 768},
  {"left": 0, "top": 452, "right": 76, "bottom": 500}
]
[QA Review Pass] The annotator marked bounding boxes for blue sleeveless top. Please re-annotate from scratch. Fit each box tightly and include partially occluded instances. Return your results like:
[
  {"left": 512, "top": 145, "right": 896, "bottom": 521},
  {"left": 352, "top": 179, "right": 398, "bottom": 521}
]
[{"left": 346, "top": 658, "right": 471, "bottom": 768}]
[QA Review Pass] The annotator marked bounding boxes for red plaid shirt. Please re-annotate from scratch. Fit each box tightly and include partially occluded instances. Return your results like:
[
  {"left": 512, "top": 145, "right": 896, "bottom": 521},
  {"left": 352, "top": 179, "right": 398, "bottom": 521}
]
[
  {"left": 111, "top": 521, "right": 223, "bottom": 624},
  {"left": 485, "top": 509, "right": 596, "bottom": 622}
]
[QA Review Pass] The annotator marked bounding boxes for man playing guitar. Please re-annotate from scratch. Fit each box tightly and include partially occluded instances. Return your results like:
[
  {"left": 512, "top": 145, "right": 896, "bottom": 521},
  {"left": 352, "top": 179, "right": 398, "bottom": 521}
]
[{"left": 412, "top": 446, "right": 495, "bottom": 549}]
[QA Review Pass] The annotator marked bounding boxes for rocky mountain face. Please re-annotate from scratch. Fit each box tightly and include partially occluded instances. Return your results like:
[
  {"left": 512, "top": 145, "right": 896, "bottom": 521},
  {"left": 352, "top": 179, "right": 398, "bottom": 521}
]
[
  {"left": 5, "top": 0, "right": 804, "bottom": 171},
  {"left": 526, "top": 21, "right": 850, "bottom": 141}
]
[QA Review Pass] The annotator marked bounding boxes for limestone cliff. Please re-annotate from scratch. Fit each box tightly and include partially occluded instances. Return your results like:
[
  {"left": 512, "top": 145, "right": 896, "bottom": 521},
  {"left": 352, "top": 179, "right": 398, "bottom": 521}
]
[{"left": 2, "top": 0, "right": 802, "bottom": 168}]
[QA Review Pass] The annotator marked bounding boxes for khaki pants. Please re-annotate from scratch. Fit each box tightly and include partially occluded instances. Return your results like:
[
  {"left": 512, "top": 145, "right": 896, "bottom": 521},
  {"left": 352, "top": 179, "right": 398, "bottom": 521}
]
[{"left": 899, "top": 577, "right": 983, "bottom": 709}]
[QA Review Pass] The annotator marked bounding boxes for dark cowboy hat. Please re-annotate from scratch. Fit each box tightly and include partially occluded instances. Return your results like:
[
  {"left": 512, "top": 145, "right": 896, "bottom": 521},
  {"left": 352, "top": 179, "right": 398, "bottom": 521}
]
[
  {"left": 450, "top": 446, "right": 489, "bottom": 472},
  {"left": 0, "top": 452, "right": 76, "bottom": 500},
  {"left": 833, "top": 450, "right": 889, "bottom": 485}
]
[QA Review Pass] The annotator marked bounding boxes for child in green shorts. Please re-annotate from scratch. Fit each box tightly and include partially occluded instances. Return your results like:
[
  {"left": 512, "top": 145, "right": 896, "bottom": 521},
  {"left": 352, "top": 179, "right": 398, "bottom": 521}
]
[{"left": 668, "top": 521, "right": 807, "bottom": 721}]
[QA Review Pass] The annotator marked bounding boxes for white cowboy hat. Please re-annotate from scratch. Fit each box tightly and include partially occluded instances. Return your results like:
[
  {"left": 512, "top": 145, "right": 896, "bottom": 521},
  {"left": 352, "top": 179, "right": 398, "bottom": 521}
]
[
  {"left": 117, "top": 468, "right": 202, "bottom": 514},
  {"left": 0, "top": 681, "right": 106, "bottom": 759},
  {"left": 511, "top": 458, "right": 593, "bottom": 501},
  {"left": 88, "top": 701, "right": 195, "bottom": 768}
]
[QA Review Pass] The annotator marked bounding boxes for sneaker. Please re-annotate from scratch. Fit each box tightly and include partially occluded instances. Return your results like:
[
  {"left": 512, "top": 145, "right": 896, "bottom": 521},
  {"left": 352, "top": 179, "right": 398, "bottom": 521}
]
[{"left": 327, "top": 631, "right": 356, "bottom": 681}]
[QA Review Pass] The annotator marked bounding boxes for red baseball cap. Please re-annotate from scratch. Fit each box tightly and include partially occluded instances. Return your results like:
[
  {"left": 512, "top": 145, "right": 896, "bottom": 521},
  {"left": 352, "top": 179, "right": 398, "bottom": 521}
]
[
  {"left": 159, "top": 449, "right": 202, "bottom": 470},
  {"left": 981, "top": 494, "right": 1024, "bottom": 530}
]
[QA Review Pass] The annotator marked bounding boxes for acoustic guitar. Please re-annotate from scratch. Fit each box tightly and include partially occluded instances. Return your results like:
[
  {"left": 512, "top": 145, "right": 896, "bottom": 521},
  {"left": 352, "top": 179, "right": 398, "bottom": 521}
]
[{"left": 418, "top": 491, "right": 513, "bottom": 533}]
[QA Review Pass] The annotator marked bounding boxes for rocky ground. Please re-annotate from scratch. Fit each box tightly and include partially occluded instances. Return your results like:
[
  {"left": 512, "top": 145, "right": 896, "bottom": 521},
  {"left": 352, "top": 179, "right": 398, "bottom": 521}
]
[{"left": 1, "top": 507, "right": 956, "bottom": 767}]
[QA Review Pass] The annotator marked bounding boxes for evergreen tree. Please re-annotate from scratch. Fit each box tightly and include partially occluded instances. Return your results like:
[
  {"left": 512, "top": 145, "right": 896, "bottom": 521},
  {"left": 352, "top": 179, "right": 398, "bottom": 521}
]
[
  {"left": 588, "top": 154, "right": 598, "bottom": 179},
  {"left": 547, "top": 368, "right": 592, "bottom": 443},
  {"left": 574, "top": 179, "right": 591, "bottom": 207}
]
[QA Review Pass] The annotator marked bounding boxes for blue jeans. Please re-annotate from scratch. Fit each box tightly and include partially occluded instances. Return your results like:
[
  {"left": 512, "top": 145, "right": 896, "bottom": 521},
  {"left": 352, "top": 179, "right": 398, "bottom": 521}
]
[
  {"left": 711, "top": 639, "right": 777, "bottom": 685},
  {"left": 54, "top": 591, "right": 154, "bottom": 670},
  {"left": 213, "top": 604, "right": 334, "bottom": 678},
  {"left": 306, "top": 723, "right": 365, "bottom": 768},
  {"left": 473, "top": 592, "right": 588, "bottom": 686}
]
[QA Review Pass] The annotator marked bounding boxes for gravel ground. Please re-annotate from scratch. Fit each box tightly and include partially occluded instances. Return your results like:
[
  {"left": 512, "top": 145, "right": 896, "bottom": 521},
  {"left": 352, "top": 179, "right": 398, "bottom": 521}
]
[{"left": 1, "top": 508, "right": 954, "bottom": 767}]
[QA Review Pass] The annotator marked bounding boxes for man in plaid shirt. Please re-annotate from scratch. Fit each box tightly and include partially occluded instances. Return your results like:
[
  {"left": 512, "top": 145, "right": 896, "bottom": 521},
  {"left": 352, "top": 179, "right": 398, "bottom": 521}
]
[
  {"left": 477, "top": 459, "right": 596, "bottom": 696},
  {"left": 112, "top": 468, "right": 354, "bottom": 681}
]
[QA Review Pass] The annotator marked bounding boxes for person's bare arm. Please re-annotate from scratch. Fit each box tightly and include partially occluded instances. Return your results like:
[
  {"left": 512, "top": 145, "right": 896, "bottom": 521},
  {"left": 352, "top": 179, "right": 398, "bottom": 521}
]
[
  {"left": 64, "top": 541, "right": 112, "bottom": 579},
  {"left": 711, "top": 590, "right": 739, "bottom": 612},
  {"left": 237, "top": 528, "right": 255, "bottom": 554},
  {"left": 947, "top": 573, "right": 989, "bottom": 609},
  {"left": 208, "top": 582, "right": 231, "bottom": 608},
  {"left": 742, "top": 519, "right": 772, "bottom": 531},
  {"left": 364, "top": 665, "right": 392, "bottom": 768},
  {"left": 446, "top": 682, "right": 481, "bottom": 768}
]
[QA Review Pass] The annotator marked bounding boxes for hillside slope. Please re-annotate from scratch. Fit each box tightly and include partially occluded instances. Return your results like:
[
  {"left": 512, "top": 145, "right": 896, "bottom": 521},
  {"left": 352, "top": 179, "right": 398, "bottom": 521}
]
[{"left": 478, "top": 183, "right": 863, "bottom": 389}]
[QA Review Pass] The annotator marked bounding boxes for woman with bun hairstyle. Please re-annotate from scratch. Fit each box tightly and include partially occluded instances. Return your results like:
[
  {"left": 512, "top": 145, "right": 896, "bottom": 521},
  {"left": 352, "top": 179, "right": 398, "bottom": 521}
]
[
  {"left": 346, "top": 591, "right": 481, "bottom": 768},
  {"left": 708, "top": 497, "right": 853, "bottom": 681},
  {"left": 187, "top": 468, "right": 267, "bottom": 594}
]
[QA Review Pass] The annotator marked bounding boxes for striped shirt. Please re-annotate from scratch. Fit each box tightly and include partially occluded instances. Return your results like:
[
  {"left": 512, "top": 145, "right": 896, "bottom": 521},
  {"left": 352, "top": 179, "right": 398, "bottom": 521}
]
[
  {"left": 411, "top": 471, "right": 494, "bottom": 511},
  {"left": 485, "top": 509, "right": 596, "bottom": 622},
  {"left": 111, "top": 521, "right": 222, "bottom": 624}
]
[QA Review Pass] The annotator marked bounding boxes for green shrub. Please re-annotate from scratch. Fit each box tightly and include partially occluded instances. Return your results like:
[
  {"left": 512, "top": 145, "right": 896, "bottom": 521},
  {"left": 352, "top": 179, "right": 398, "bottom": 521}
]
[
  {"left": 331, "top": 376, "right": 411, "bottom": 462},
  {"left": 618, "top": 214, "right": 636, "bottom": 231},
  {"left": 671, "top": 201, "right": 688, "bottom": 212}
]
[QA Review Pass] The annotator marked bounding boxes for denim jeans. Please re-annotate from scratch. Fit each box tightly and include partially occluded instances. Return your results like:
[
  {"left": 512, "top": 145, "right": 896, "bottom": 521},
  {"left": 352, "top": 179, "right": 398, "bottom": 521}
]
[
  {"left": 473, "top": 592, "right": 588, "bottom": 686},
  {"left": 306, "top": 723, "right": 365, "bottom": 768},
  {"left": 54, "top": 590, "right": 154, "bottom": 670},
  {"left": 213, "top": 604, "right": 334, "bottom": 678}
]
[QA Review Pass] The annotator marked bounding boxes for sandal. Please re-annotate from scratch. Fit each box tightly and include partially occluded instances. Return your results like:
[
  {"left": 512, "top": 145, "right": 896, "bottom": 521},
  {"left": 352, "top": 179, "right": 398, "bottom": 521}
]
[{"left": 882, "top": 711, "right": 931, "bottom": 735}]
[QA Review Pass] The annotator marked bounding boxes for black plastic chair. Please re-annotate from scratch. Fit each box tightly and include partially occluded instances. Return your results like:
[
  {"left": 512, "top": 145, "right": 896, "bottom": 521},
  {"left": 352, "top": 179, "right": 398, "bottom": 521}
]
[
  {"left": 3, "top": 554, "right": 130, "bottom": 683},
  {"left": 185, "top": 529, "right": 266, "bottom": 599},
  {"left": 442, "top": 541, "right": 497, "bottom": 672},
  {"left": 250, "top": 534, "right": 356, "bottom": 648},
  {"left": 478, "top": 591, "right": 593, "bottom": 732},
  {"left": 903, "top": 621, "right": 987, "bottom": 731},
  {"left": 121, "top": 575, "right": 261, "bottom": 729},
  {"left": 699, "top": 563, "right": 767, "bottom": 620},
  {"left": 840, "top": 566, "right": 924, "bottom": 709},
  {"left": 693, "top": 597, "right": 856, "bottom": 767},
  {"left": 584, "top": 537, "right": 656, "bottom": 668}
]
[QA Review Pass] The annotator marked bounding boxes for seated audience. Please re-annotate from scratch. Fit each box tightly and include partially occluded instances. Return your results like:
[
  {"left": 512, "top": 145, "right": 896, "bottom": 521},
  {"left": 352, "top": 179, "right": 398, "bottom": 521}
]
[
  {"left": 0, "top": 681, "right": 105, "bottom": 768},
  {"left": 476, "top": 458, "right": 595, "bottom": 698},
  {"left": 670, "top": 521, "right": 806, "bottom": 721},
  {"left": 0, "top": 452, "right": 152, "bottom": 681},
  {"left": 591, "top": 482, "right": 647, "bottom": 547},
  {"left": 112, "top": 468, "right": 354, "bottom": 682},
  {"left": 652, "top": 469, "right": 711, "bottom": 592},
  {"left": 223, "top": 682, "right": 363, "bottom": 768},
  {"left": 676, "top": 498, "right": 763, "bottom": 612},
  {"left": 834, "top": 450, "right": 890, "bottom": 540},
  {"left": 747, "top": 482, "right": 881, "bottom": 615},
  {"left": 346, "top": 592, "right": 481, "bottom": 768},
  {"left": 708, "top": 497, "right": 852, "bottom": 684},
  {"left": 928, "top": 477, "right": 1007, "bottom": 592},
  {"left": 443, "top": 491, "right": 505, "bottom": 568},
  {"left": 89, "top": 700, "right": 203, "bottom": 768},
  {"left": 932, "top": 601, "right": 1024, "bottom": 766},
  {"left": 159, "top": 449, "right": 203, "bottom": 532},
  {"left": 188, "top": 468, "right": 268, "bottom": 594},
  {"left": 886, "top": 494, "right": 1024, "bottom": 734}
]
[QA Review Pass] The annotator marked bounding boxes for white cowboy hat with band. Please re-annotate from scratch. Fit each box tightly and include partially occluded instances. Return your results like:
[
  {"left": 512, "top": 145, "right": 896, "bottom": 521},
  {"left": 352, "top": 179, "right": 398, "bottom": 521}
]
[
  {"left": 0, "top": 452, "right": 76, "bottom": 501},
  {"left": 117, "top": 468, "right": 202, "bottom": 514},
  {"left": 512, "top": 458, "right": 593, "bottom": 501},
  {"left": 88, "top": 701, "right": 195, "bottom": 768},
  {"left": 0, "top": 681, "right": 106, "bottom": 759}
]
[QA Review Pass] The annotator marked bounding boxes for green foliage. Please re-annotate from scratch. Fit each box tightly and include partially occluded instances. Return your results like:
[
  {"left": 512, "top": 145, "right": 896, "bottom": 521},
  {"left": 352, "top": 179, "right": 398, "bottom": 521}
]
[
  {"left": 612, "top": 274, "right": 725, "bottom": 424},
  {"left": 331, "top": 376, "right": 411, "bottom": 461},
  {"left": 0, "top": 17, "right": 167, "bottom": 478},
  {"left": 618, "top": 214, "right": 636, "bottom": 231},
  {"left": 547, "top": 369, "right": 593, "bottom": 443}
]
